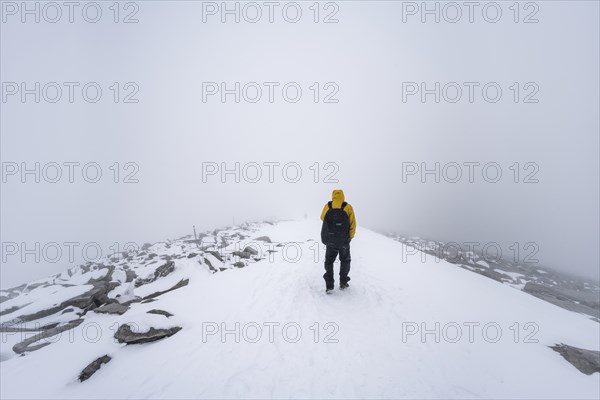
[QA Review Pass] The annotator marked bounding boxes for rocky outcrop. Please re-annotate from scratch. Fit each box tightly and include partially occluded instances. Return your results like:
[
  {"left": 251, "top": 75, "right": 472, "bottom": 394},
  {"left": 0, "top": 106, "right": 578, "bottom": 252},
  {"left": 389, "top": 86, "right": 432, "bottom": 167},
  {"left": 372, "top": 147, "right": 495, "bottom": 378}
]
[
  {"left": 233, "top": 246, "right": 258, "bottom": 259},
  {"left": 125, "top": 270, "right": 137, "bottom": 283},
  {"left": 147, "top": 309, "right": 173, "bottom": 318},
  {"left": 13, "top": 319, "right": 84, "bottom": 354},
  {"left": 524, "top": 283, "right": 600, "bottom": 319},
  {"left": 142, "top": 279, "right": 189, "bottom": 300},
  {"left": 1, "top": 221, "right": 271, "bottom": 359},
  {"left": 9, "top": 280, "right": 119, "bottom": 323},
  {"left": 472, "top": 268, "right": 512, "bottom": 283},
  {"left": 203, "top": 257, "right": 218, "bottom": 273},
  {"left": 114, "top": 324, "right": 182, "bottom": 344},
  {"left": 79, "top": 355, "right": 111, "bottom": 382},
  {"left": 93, "top": 303, "right": 129, "bottom": 315},
  {"left": 550, "top": 343, "right": 600, "bottom": 375},
  {"left": 1, "top": 322, "right": 59, "bottom": 333},
  {"left": 244, "top": 246, "right": 259, "bottom": 255},
  {"left": 207, "top": 251, "right": 224, "bottom": 262},
  {"left": 0, "top": 304, "right": 29, "bottom": 317},
  {"left": 135, "top": 261, "right": 175, "bottom": 287}
]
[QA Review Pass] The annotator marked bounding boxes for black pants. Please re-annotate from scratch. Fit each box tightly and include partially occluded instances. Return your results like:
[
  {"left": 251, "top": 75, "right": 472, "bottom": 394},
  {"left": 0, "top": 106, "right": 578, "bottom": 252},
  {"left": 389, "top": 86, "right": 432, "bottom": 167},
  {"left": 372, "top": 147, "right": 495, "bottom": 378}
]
[{"left": 323, "top": 244, "right": 351, "bottom": 289}]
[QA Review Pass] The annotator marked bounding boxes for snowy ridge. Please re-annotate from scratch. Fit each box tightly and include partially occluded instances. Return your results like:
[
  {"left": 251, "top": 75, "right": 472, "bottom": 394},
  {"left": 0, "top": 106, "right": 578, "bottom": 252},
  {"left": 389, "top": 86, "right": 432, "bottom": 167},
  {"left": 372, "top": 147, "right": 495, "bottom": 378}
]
[
  {"left": 387, "top": 234, "right": 600, "bottom": 322},
  {"left": 1, "top": 220, "right": 599, "bottom": 399}
]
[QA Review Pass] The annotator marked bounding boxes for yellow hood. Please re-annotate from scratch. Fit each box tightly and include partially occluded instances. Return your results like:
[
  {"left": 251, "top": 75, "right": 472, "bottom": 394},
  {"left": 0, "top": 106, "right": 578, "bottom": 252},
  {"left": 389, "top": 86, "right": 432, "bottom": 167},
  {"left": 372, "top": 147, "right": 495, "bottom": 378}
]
[{"left": 331, "top": 189, "right": 345, "bottom": 206}]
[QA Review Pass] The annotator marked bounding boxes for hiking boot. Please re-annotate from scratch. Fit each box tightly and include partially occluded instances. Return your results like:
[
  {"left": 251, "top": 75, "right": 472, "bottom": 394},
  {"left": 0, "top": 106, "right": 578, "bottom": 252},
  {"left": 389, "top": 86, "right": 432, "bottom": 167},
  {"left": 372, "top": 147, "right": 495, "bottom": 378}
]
[
  {"left": 340, "top": 282, "right": 349, "bottom": 290},
  {"left": 326, "top": 287, "right": 334, "bottom": 294}
]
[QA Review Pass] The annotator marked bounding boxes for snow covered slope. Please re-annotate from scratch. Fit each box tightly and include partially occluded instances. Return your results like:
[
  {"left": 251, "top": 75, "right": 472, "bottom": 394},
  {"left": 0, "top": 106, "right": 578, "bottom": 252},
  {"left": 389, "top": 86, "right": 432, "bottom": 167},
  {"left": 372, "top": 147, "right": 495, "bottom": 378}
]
[{"left": 1, "top": 220, "right": 599, "bottom": 399}]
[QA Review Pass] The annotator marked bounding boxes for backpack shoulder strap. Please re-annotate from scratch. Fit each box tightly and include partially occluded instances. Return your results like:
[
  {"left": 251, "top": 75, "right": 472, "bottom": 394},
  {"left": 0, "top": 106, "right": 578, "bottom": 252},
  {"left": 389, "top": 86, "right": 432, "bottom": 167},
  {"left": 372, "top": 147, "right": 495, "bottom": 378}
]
[
  {"left": 341, "top": 201, "right": 347, "bottom": 210},
  {"left": 328, "top": 201, "right": 332, "bottom": 209}
]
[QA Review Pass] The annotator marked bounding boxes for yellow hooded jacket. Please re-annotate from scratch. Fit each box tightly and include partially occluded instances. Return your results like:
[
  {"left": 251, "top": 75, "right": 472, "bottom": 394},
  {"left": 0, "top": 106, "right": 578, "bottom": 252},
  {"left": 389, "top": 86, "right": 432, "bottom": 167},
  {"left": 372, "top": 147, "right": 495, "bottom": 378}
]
[{"left": 320, "top": 190, "right": 357, "bottom": 240}]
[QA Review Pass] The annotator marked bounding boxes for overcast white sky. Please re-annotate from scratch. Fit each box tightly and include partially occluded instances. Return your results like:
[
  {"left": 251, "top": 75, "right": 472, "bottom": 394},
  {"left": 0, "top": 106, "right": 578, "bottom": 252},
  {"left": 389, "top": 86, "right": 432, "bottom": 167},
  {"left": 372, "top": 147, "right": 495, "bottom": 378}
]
[{"left": 1, "top": 0, "right": 599, "bottom": 287}]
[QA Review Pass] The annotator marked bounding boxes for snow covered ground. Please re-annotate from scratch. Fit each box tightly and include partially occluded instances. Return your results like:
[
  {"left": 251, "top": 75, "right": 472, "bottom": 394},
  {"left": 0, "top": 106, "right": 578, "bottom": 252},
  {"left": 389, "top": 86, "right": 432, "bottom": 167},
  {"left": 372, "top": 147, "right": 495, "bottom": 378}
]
[
  {"left": 389, "top": 234, "right": 600, "bottom": 321},
  {"left": 1, "top": 220, "right": 599, "bottom": 399}
]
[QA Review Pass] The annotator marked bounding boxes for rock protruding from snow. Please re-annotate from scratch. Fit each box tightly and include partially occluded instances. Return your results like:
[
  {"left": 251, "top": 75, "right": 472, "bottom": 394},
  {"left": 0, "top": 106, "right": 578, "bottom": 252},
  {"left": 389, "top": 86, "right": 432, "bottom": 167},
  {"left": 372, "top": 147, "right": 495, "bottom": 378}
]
[
  {"left": 93, "top": 303, "right": 129, "bottom": 315},
  {"left": 146, "top": 309, "right": 173, "bottom": 318},
  {"left": 79, "top": 355, "right": 111, "bottom": 382},
  {"left": 550, "top": 343, "right": 600, "bottom": 375},
  {"left": 12, "top": 319, "right": 84, "bottom": 354},
  {"left": 134, "top": 261, "right": 175, "bottom": 287},
  {"left": 114, "top": 324, "right": 182, "bottom": 344},
  {"left": 3, "top": 280, "right": 118, "bottom": 324},
  {"left": 142, "top": 279, "right": 189, "bottom": 301},
  {"left": 233, "top": 246, "right": 259, "bottom": 259},
  {"left": 524, "top": 282, "right": 600, "bottom": 319}
]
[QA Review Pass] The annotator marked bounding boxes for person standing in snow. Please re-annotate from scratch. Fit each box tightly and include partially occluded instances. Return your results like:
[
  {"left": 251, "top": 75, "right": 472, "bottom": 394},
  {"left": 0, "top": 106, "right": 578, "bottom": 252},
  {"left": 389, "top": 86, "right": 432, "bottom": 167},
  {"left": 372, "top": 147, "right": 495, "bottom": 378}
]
[{"left": 320, "top": 189, "right": 357, "bottom": 293}]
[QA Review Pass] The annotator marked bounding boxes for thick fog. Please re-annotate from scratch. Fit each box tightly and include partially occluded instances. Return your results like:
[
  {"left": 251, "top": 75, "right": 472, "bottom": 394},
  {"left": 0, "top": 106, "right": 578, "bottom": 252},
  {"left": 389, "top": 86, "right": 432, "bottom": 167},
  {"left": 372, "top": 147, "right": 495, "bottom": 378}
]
[{"left": 1, "top": 1, "right": 598, "bottom": 288}]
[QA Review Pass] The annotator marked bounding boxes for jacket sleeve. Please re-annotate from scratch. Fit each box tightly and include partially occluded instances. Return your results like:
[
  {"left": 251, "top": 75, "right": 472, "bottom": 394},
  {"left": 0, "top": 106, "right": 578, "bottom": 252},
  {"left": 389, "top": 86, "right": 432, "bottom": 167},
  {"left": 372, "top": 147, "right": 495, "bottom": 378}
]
[
  {"left": 320, "top": 203, "right": 329, "bottom": 221},
  {"left": 347, "top": 204, "right": 357, "bottom": 240}
]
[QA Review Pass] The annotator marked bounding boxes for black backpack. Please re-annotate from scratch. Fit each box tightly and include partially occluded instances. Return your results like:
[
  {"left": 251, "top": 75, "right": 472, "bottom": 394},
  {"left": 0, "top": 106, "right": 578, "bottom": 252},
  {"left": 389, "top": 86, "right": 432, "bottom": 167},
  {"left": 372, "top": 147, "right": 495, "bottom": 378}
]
[{"left": 321, "top": 201, "right": 350, "bottom": 247}]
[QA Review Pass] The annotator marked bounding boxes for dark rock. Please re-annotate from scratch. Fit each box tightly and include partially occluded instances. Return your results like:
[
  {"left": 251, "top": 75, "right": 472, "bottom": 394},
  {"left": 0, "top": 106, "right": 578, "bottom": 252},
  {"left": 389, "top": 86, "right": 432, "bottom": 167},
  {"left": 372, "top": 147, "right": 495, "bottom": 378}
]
[
  {"left": 13, "top": 319, "right": 84, "bottom": 354},
  {"left": 0, "top": 285, "right": 26, "bottom": 304},
  {"left": 233, "top": 251, "right": 251, "bottom": 259},
  {"left": 114, "top": 324, "right": 182, "bottom": 344},
  {"left": 142, "top": 279, "right": 189, "bottom": 300},
  {"left": 135, "top": 261, "right": 175, "bottom": 287},
  {"left": 121, "top": 297, "right": 142, "bottom": 306},
  {"left": 472, "top": 268, "right": 511, "bottom": 283},
  {"left": 87, "top": 265, "right": 115, "bottom": 285},
  {"left": 147, "top": 309, "right": 173, "bottom": 318},
  {"left": 141, "top": 243, "right": 153, "bottom": 251},
  {"left": 0, "top": 304, "right": 29, "bottom": 317},
  {"left": 207, "top": 251, "right": 224, "bottom": 262},
  {"left": 1, "top": 321, "right": 59, "bottom": 333},
  {"left": 12, "top": 280, "right": 119, "bottom": 323},
  {"left": 550, "top": 343, "right": 600, "bottom": 375},
  {"left": 254, "top": 236, "right": 272, "bottom": 243},
  {"left": 141, "top": 298, "right": 157, "bottom": 304},
  {"left": 187, "top": 253, "right": 198, "bottom": 258},
  {"left": 61, "top": 308, "right": 74, "bottom": 314},
  {"left": 233, "top": 262, "right": 245, "bottom": 268},
  {"left": 79, "top": 355, "right": 111, "bottom": 382},
  {"left": 125, "top": 270, "right": 137, "bottom": 283},
  {"left": 203, "top": 258, "right": 218, "bottom": 273},
  {"left": 93, "top": 303, "right": 129, "bottom": 315},
  {"left": 243, "top": 246, "right": 259, "bottom": 255}
]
